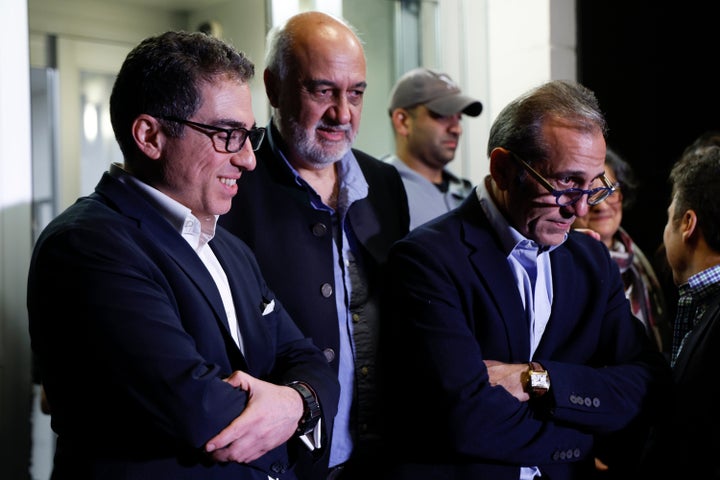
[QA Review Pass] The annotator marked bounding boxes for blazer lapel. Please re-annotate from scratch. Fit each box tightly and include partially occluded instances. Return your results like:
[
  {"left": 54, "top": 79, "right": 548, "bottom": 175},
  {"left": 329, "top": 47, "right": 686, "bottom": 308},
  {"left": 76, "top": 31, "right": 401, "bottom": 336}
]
[
  {"left": 673, "top": 297, "right": 720, "bottom": 376},
  {"left": 460, "top": 197, "right": 531, "bottom": 360},
  {"left": 95, "top": 173, "right": 239, "bottom": 349},
  {"left": 533, "top": 245, "right": 578, "bottom": 357},
  {"left": 210, "top": 233, "right": 268, "bottom": 371}
]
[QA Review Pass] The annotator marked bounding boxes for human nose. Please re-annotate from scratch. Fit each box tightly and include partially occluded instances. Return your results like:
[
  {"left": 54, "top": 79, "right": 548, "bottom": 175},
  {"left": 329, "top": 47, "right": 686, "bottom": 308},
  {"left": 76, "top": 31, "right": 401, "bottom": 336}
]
[
  {"left": 231, "top": 140, "right": 256, "bottom": 171},
  {"left": 446, "top": 114, "right": 462, "bottom": 134},
  {"left": 329, "top": 94, "right": 352, "bottom": 124},
  {"left": 568, "top": 195, "right": 591, "bottom": 217},
  {"left": 449, "top": 120, "right": 462, "bottom": 135}
]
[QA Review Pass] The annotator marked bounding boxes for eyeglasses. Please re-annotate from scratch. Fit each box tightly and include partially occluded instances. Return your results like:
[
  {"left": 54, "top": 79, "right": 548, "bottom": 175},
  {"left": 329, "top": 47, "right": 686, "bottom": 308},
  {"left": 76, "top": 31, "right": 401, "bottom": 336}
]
[
  {"left": 602, "top": 187, "right": 622, "bottom": 205},
  {"left": 161, "top": 116, "right": 265, "bottom": 152},
  {"left": 510, "top": 151, "right": 617, "bottom": 207}
]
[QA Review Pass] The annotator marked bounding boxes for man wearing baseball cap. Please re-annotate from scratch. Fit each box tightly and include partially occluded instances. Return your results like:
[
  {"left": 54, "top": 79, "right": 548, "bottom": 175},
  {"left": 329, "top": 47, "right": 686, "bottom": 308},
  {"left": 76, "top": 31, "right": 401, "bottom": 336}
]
[{"left": 384, "top": 67, "right": 483, "bottom": 229}]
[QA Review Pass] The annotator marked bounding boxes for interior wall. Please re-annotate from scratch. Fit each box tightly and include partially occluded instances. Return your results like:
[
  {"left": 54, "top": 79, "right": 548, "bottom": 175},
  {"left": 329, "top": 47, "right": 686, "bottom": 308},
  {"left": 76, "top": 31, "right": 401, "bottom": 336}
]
[
  {"left": 188, "top": 0, "right": 270, "bottom": 129},
  {"left": 440, "top": 0, "right": 576, "bottom": 184},
  {"left": 343, "top": 0, "right": 396, "bottom": 159},
  {"left": 0, "top": 0, "right": 33, "bottom": 478}
]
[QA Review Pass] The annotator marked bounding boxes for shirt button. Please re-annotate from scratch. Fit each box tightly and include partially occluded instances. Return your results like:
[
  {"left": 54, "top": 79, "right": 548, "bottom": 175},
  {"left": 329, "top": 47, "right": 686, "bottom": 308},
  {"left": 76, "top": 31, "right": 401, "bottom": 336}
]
[
  {"left": 323, "top": 348, "right": 336, "bottom": 363},
  {"left": 312, "top": 223, "right": 328, "bottom": 237},
  {"left": 321, "top": 283, "right": 333, "bottom": 298}
]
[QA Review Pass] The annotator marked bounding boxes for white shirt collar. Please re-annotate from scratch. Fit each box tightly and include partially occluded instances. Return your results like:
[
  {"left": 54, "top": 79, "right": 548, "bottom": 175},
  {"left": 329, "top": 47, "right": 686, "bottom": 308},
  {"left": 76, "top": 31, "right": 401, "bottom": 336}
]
[{"left": 109, "top": 163, "right": 217, "bottom": 250}]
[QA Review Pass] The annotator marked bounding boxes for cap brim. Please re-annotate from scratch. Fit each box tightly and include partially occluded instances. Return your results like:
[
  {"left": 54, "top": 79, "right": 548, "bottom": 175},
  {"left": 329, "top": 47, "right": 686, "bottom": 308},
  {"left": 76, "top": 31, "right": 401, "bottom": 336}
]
[{"left": 426, "top": 94, "right": 483, "bottom": 117}]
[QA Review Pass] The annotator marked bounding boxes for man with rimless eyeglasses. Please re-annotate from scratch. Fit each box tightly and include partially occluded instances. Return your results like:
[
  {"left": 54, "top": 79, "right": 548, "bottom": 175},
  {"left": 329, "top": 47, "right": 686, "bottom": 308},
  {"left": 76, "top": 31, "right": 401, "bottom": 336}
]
[{"left": 381, "top": 80, "right": 671, "bottom": 480}]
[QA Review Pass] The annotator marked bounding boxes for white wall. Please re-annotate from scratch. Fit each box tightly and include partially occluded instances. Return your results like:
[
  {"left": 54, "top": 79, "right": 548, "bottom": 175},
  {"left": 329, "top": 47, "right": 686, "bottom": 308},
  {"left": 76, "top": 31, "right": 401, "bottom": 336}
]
[
  {"left": 188, "top": 0, "right": 270, "bottom": 129},
  {"left": 438, "top": 0, "right": 576, "bottom": 185},
  {"left": 0, "top": 0, "right": 34, "bottom": 477},
  {"left": 343, "top": 0, "right": 396, "bottom": 159}
]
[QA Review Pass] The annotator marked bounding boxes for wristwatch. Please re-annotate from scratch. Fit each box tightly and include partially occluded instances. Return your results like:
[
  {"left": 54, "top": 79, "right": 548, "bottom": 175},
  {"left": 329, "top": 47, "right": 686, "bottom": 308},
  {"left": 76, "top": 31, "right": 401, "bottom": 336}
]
[
  {"left": 287, "top": 381, "right": 321, "bottom": 435},
  {"left": 524, "top": 361, "right": 550, "bottom": 397}
]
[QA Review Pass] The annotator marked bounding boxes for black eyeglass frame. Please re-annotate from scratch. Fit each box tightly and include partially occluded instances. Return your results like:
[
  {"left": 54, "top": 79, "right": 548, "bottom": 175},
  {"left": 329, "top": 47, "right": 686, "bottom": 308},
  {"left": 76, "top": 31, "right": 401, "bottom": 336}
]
[
  {"left": 161, "top": 116, "right": 266, "bottom": 152},
  {"left": 510, "top": 151, "right": 617, "bottom": 207}
]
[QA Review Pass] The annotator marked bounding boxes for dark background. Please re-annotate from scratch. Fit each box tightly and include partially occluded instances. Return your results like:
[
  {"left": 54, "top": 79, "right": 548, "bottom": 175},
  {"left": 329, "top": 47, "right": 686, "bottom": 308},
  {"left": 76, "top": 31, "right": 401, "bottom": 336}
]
[{"left": 576, "top": 1, "right": 720, "bottom": 257}]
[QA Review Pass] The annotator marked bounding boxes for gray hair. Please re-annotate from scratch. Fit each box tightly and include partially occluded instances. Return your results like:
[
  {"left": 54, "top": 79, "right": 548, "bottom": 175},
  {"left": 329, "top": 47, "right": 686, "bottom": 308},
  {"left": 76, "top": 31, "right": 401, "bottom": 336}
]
[
  {"left": 487, "top": 80, "right": 607, "bottom": 163},
  {"left": 264, "top": 12, "right": 362, "bottom": 82}
]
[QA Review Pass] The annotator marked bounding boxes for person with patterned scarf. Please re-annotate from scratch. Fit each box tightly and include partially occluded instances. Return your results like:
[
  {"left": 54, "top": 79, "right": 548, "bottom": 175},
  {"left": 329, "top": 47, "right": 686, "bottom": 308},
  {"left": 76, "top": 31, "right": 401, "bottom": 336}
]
[{"left": 573, "top": 148, "right": 672, "bottom": 356}]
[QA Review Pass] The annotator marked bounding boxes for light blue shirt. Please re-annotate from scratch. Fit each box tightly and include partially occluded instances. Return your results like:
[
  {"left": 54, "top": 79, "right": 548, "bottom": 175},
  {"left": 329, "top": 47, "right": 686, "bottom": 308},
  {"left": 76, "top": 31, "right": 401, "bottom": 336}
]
[
  {"left": 275, "top": 143, "right": 369, "bottom": 468},
  {"left": 385, "top": 155, "right": 472, "bottom": 229},
  {"left": 477, "top": 177, "right": 563, "bottom": 479}
]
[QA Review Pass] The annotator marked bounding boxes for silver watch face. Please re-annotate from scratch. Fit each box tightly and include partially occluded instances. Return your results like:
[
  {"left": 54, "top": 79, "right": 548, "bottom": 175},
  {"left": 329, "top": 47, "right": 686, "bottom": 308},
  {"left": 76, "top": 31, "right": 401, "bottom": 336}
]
[{"left": 530, "top": 373, "right": 550, "bottom": 390}]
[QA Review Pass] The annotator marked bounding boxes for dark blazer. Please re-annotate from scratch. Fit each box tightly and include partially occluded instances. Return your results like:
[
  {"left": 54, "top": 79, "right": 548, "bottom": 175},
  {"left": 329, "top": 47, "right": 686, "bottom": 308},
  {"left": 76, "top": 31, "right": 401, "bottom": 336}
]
[
  {"left": 27, "top": 172, "right": 339, "bottom": 480},
  {"left": 381, "top": 190, "right": 671, "bottom": 480},
  {"left": 639, "top": 293, "right": 720, "bottom": 479},
  {"left": 218, "top": 129, "right": 410, "bottom": 477}
]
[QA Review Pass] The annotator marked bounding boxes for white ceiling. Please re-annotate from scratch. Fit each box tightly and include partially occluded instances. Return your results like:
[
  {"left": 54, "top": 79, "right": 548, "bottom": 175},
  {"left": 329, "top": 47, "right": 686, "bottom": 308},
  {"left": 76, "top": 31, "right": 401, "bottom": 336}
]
[{"left": 104, "top": 0, "right": 228, "bottom": 11}]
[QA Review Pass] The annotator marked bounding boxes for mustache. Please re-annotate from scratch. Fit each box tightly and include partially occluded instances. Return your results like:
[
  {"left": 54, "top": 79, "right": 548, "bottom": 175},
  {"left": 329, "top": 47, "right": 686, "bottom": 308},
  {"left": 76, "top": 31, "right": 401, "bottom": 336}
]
[{"left": 316, "top": 121, "right": 353, "bottom": 135}]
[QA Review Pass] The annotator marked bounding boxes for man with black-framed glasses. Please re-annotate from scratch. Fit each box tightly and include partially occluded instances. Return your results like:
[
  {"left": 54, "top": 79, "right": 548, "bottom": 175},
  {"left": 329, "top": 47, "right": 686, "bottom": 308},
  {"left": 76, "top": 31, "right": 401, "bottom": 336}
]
[
  {"left": 160, "top": 116, "right": 266, "bottom": 153},
  {"left": 27, "top": 31, "right": 338, "bottom": 480},
  {"left": 381, "top": 80, "right": 671, "bottom": 480}
]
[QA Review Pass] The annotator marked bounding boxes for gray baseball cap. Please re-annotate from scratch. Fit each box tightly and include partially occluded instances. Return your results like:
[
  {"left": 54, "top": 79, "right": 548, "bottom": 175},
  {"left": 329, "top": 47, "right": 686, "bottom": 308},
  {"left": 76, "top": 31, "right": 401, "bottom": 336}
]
[{"left": 388, "top": 67, "right": 483, "bottom": 117}]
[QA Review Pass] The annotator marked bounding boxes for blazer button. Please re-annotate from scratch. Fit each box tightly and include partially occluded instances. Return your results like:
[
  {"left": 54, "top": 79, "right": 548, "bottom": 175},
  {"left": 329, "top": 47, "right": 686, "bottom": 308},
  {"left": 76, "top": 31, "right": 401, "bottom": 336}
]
[
  {"left": 323, "top": 348, "right": 336, "bottom": 363},
  {"left": 312, "top": 223, "right": 328, "bottom": 237},
  {"left": 321, "top": 283, "right": 333, "bottom": 298}
]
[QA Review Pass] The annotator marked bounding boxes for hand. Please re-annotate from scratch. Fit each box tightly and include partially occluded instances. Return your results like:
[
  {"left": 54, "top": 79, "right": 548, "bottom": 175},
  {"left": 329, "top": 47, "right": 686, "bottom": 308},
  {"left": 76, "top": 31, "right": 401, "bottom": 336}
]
[
  {"left": 574, "top": 227, "right": 601, "bottom": 241},
  {"left": 484, "top": 360, "right": 530, "bottom": 402},
  {"left": 204, "top": 370, "right": 303, "bottom": 463},
  {"left": 595, "top": 457, "right": 609, "bottom": 471}
]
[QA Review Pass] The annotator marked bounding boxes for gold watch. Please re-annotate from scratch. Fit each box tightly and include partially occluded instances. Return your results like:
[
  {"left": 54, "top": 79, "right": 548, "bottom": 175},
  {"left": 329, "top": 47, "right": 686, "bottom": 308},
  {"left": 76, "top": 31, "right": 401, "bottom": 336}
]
[{"left": 524, "top": 361, "right": 550, "bottom": 397}]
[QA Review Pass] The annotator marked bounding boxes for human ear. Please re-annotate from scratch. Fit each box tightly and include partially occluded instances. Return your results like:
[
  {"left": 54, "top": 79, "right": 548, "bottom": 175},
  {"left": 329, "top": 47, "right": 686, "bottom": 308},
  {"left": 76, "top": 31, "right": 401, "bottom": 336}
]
[
  {"left": 133, "top": 114, "right": 163, "bottom": 160},
  {"left": 391, "top": 109, "right": 411, "bottom": 135},
  {"left": 489, "top": 148, "right": 517, "bottom": 190},
  {"left": 264, "top": 69, "right": 280, "bottom": 108},
  {"left": 681, "top": 209, "right": 699, "bottom": 243}
]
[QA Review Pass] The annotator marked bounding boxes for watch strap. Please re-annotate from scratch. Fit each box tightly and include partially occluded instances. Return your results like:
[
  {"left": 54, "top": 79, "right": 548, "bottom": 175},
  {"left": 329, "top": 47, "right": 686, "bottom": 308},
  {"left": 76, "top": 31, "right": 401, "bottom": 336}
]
[
  {"left": 527, "top": 362, "right": 550, "bottom": 397},
  {"left": 287, "top": 381, "right": 321, "bottom": 436}
]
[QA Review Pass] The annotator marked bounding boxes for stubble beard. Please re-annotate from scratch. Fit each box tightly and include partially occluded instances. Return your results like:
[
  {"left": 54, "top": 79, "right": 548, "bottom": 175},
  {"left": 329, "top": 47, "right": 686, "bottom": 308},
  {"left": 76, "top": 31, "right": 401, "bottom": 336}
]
[{"left": 282, "top": 115, "right": 355, "bottom": 169}]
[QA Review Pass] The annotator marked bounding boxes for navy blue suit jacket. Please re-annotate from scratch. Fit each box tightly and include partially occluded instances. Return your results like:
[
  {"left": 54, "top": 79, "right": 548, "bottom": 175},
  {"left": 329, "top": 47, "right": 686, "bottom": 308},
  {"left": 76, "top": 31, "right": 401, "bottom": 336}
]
[
  {"left": 381, "top": 190, "right": 671, "bottom": 480},
  {"left": 28, "top": 172, "right": 339, "bottom": 480},
  {"left": 639, "top": 294, "right": 720, "bottom": 479}
]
